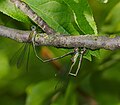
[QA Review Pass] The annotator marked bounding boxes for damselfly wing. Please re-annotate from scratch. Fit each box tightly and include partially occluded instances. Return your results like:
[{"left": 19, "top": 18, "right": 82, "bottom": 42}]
[
  {"left": 9, "top": 26, "right": 35, "bottom": 71},
  {"left": 10, "top": 43, "right": 30, "bottom": 71}
]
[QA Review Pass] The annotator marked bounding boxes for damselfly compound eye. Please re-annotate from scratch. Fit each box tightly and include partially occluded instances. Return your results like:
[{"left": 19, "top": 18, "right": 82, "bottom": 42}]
[{"left": 31, "top": 26, "right": 36, "bottom": 31}]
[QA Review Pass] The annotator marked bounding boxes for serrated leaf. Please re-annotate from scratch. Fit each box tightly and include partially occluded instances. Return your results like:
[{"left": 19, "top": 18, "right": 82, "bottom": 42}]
[
  {"left": 0, "top": 0, "right": 30, "bottom": 23},
  {"left": 84, "top": 50, "right": 100, "bottom": 61},
  {"left": 84, "top": 50, "right": 92, "bottom": 61},
  {"left": 23, "top": 0, "right": 80, "bottom": 34},
  {"left": 89, "top": 50, "right": 100, "bottom": 58}
]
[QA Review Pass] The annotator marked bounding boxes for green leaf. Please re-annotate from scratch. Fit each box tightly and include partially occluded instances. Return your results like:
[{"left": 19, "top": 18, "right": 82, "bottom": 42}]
[
  {"left": 23, "top": 0, "right": 97, "bottom": 34},
  {"left": 83, "top": 50, "right": 100, "bottom": 61},
  {"left": 0, "top": 51, "right": 10, "bottom": 79},
  {"left": 63, "top": 81, "right": 78, "bottom": 105},
  {"left": 63, "top": 0, "right": 98, "bottom": 34},
  {"left": 26, "top": 79, "right": 78, "bottom": 105},
  {"left": 25, "top": 79, "right": 58, "bottom": 105},
  {"left": 102, "top": 1, "right": 120, "bottom": 34},
  {"left": 89, "top": 50, "right": 100, "bottom": 58},
  {"left": 0, "top": 0, "right": 30, "bottom": 23},
  {"left": 23, "top": 0, "right": 80, "bottom": 34},
  {"left": 97, "top": 0, "right": 109, "bottom": 4},
  {"left": 84, "top": 50, "right": 92, "bottom": 61},
  {"left": 90, "top": 63, "right": 120, "bottom": 105}
]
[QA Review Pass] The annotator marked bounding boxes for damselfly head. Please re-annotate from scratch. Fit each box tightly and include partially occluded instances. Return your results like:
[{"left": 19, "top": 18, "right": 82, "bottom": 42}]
[{"left": 31, "top": 25, "right": 36, "bottom": 31}]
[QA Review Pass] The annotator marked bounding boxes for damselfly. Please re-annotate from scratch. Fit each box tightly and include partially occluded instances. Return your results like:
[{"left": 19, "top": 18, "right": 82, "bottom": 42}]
[
  {"left": 10, "top": 26, "right": 86, "bottom": 76},
  {"left": 9, "top": 25, "right": 58, "bottom": 71}
]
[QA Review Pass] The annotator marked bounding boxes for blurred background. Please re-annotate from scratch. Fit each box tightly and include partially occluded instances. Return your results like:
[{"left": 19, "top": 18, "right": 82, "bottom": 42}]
[{"left": 0, "top": 0, "right": 120, "bottom": 105}]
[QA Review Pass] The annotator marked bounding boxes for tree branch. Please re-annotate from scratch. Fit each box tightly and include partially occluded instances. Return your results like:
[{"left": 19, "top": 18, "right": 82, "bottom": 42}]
[{"left": 0, "top": 25, "right": 120, "bottom": 50}]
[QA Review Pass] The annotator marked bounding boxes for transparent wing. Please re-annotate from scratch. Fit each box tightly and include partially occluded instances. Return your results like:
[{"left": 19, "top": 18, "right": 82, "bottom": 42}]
[
  {"left": 10, "top": 44, "right": 25, "bottom": 66},
  {"left": 17, "top": 43, "right": 28, "bottom": 69},
  {"left": 54, "top": 68, "right": 70, "bottom": 91},
  {"left": 25, "top": 44, "right": 30, "bottom": 72}
]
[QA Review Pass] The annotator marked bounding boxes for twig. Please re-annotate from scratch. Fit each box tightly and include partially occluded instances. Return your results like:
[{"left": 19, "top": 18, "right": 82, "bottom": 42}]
[
  {"left": 10, "top": 0, "right": 56, "bottom": 35},
  {"left": 0, "top": 25, "right": 120, "bottom": 50}
]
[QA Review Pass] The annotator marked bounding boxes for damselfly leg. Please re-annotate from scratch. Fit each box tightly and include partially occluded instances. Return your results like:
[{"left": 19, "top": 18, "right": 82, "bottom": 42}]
[
  {"left": 69, "top": 48, "right": 86, "bottom": 76},
  {"left": 31, "top": 26, "right": 86, "bottom": 76},
  {"left": 31, "top": 26, "right": 74, "bottom": 62}
]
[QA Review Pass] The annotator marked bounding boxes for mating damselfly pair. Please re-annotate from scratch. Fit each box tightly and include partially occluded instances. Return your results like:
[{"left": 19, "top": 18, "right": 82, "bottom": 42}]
[{"left": 10, "top": 26, "right": 86, "bottom": 76}]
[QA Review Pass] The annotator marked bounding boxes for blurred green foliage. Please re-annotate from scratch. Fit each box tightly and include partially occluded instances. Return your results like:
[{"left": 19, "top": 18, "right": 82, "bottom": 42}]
[{"left": 0, "top": 0, "right": 120, "bottom": 105}]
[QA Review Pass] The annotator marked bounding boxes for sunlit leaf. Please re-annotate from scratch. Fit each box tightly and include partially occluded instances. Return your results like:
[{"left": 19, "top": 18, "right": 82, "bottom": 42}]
[
  {"left": 0, "top": 0, "right": 30, "bottom": 23},
  {"left": 97, "top": 0, "right": 109, "bottom": 4},
  {"left": 23, "top": 0, "right": 80, "bottom": 34},
  {"left": 63, "top": 0, "right": 98, "bottom": 34}
]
